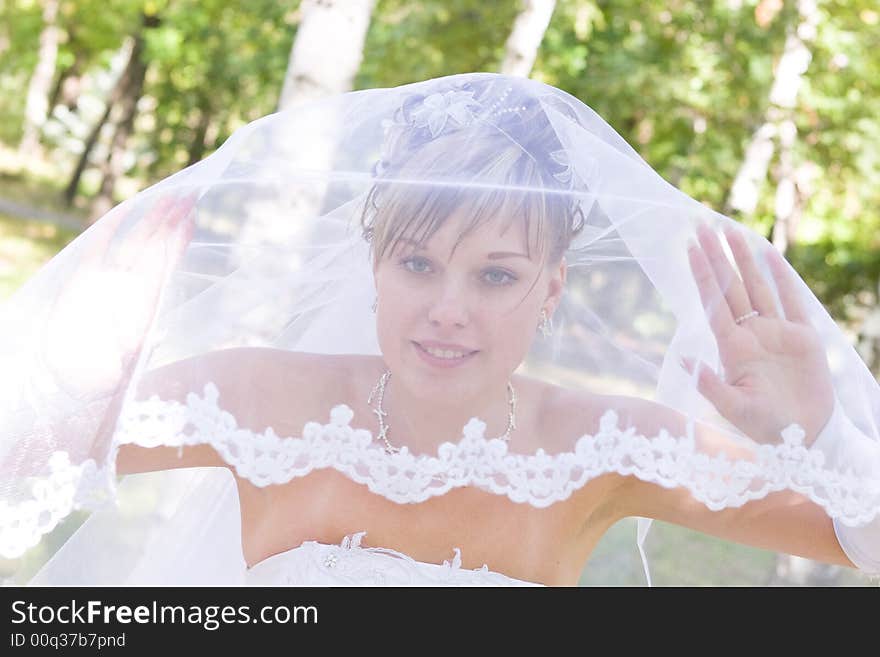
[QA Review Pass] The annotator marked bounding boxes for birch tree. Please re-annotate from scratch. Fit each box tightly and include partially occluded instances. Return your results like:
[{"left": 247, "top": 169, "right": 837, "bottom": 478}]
[
  {"left": 725, "top": 0, "right": 820, "bottom": 254},
  {"left": 500, "top": 0, "right": 556, "bottom": 77},
  {"left": 278, "top": 0, "right": 376, "bottom": 111},
  {"left": 236, "top": 0, "right": 377, "bottom": 250},
  {"left": 89, "top": 14, "right": 157, "bottom": 222},
  {"left": 63, "top": 37, "right": 135, "bottom": 207},
  {"left": 19, "top": 0, "right": 60, "bottom": 155}
]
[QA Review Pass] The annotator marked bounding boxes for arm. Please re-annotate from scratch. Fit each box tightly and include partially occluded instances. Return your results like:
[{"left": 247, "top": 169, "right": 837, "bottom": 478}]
[
  {"left": 115, "top": 347, "right": 248, "bottom": 474},
  {"left": 632, "top": 224, "right": 878, "bottom": 571},
  {"left": 115, "top": 346, "right": 344, "bottom": 476},
  {"left": 617, "top": 473, "right": 856, "bottom": 569},
  {"left": 606, "top": 396, "right": 857, "bottom": 570},
  {"left": 812, "top": 396, "right": 880, "bottom": 574}
]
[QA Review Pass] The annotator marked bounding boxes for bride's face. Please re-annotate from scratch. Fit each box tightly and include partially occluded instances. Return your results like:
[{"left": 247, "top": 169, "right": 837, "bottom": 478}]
[{"left": 372, "top": 209, "right": 566, "bottom": 402}]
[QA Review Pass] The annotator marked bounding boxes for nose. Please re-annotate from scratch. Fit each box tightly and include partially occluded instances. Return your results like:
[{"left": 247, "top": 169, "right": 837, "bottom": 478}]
[{"left": 426, "top": 282, "right": 470, "bottom": 329}]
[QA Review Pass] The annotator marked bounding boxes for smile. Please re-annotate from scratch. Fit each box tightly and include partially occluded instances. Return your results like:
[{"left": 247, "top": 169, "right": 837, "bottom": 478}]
[{"left": 412, "top": 341, "right": 479, "bottom": 367}]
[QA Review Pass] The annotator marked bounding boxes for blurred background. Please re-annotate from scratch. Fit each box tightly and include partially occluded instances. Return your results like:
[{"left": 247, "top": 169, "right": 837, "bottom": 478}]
[{"left": 0, "top": 0, "right": 877, "bottom": 585}]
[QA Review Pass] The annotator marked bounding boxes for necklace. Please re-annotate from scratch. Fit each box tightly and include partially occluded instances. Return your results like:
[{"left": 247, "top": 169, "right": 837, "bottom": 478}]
[{"left": 367, "top": 370, "right": 517, "bottom": 454}]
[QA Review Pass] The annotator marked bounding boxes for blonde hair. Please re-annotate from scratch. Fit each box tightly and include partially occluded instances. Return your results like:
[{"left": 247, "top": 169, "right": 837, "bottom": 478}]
[{"left": 360, "top": 128, "right": 585, "bottom": 277}]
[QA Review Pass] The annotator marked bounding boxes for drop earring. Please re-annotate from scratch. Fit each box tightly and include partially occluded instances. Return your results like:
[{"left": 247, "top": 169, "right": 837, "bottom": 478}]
[{"left": 539, "top": 309, "right": 553, "bottom": 337}]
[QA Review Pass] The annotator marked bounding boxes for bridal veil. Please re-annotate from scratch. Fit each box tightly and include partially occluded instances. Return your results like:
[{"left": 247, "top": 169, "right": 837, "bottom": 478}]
[{"left": 2, "top": 73, "right": 878, "bottom": 585}]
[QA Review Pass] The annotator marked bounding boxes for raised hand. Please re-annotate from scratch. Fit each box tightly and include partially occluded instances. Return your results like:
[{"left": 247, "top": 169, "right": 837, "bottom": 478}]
[
  {"left": 683, "top": 223, "right": 835, "bottom": 445},
  {"left": 44, "top": 193, "right": 197, "bottom": 401}
]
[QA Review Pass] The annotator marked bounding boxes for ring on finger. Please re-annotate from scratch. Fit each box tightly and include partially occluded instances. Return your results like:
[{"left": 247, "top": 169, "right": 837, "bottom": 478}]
[{"left": 734, "top": 309, "right": 759, "bottom": 325}]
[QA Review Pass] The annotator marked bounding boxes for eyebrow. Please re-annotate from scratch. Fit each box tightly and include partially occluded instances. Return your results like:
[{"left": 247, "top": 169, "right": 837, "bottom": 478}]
[{"left": 396, "top": 237, "right": 531, "bottom": 260}]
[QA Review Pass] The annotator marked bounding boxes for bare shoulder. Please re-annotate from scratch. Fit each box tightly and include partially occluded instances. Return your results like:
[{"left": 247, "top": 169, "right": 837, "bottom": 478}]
[
  {"left": 257, "top": 347, "right": 365, "bottom": 399},
  {"left": 550, "top": 389, "right": 743, "bottom": 523},
  {"left": 118, "top": 347, "right": 358, "bottom": 475},
  {"left": 538, "top": 383, "right": 734, "bottom": 533},
  {"left": 222, "top": 346, "right": 353, "bottom": 388},
  {"left": 506, "top": 374, "right": 662, "bottom": 456},
  {"left": 209, "top": 347, "right": 363, "bottom": 425},
  {"left": 546, "top": 383, "right": 688, "bottom": 437},
  {"left": 533, "top": 379, "right": 622, "bottom": 446},
  {"left": 529, "top": 379, "right": 638, "bottom": 526}
]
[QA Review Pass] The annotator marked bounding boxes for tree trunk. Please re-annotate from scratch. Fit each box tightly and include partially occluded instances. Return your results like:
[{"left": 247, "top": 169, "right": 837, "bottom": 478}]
[
  {"left": 857, "top": 279, "right": 880, "bottom": 378},
  {"left": 48, "top": 50, "right": 86, "bottom": 111},
  {"left": 89, "top": 17, "right": 155, "bottom": 222},
  {"left": 499, "top": 0, "right": 556, "bottom": 77},
  {"left": 19, "top": 0, "right": 60, "bottom": 155},
  {"left": 725, "top": 0, "right": 819, "bottom": 237},
  {"left": 236, "top": 0, "right": 376, "bottom": 252},
  {"left": 770, "top": 118, "right": 803, "bottom": 253},
  {"left": 0, "top": 13, "right": 10, "bottom": 58},
  {"left": 186, "top": 102, "right": 212, "bottom": 167},
  {"left": 63, "top": 38, "right": 136, "bottom": 206},
  {"left": 89, "top": 83, "right": 141, "bottom": 222},
  {"left": 277, "top": 0, "right": 376, "bottom": 111}
]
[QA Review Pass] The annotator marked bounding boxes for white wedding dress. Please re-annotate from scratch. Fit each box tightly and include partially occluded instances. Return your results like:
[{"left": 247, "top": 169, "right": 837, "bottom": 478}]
[
  {"left": 244, "top": 531, "right": 542, "bottom": 586},
  {"left": 29, "top": 463, "right": 544, "bottom": 587}
]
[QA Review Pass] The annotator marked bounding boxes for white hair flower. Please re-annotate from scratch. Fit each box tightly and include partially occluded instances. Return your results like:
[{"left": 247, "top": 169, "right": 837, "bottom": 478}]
[{"left": 410, "top": 90, "right": 481, "bottom": 138}]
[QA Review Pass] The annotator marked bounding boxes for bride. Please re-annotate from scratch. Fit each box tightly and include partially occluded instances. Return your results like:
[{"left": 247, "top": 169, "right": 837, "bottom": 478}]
[{"left": 3, "top": 73, "right": 879, "bottom": 586}]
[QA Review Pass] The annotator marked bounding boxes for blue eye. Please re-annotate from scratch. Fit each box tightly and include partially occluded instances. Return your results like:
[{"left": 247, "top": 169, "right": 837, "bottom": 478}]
[
  {"left": 401, "top": 256, "right": 431, "bottom": 274},
  {"left": 483, "top": 269, "right": 516, "bottom": 286},
  {"left": 399, "top": 257, "right": 516, "bottom": 286}
]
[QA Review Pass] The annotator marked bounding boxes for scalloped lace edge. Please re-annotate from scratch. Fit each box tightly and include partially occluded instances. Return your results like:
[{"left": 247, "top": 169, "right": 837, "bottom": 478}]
[
  {"left": 3, "top": 380, "right": 879, "bottom": 560},
  {"left": 0, "top": 452, "right": 117, "bottom": 559}
]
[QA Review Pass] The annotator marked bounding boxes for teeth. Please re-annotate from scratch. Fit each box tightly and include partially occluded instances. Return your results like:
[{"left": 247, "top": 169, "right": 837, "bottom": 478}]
[{"left": 422, "top": 345, "right": 471, "bottom": 359}]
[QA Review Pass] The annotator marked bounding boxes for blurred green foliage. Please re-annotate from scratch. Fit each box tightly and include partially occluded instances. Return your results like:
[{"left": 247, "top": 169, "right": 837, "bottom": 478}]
[
  {"left": 4, "top": 0, "right": 874, "bottom": 318},
  {"left": 0, "top": 211, "right": 77, "bottom": 298},
  {"left": 1, "top": 0, "right": 878, "bottom": 587}
]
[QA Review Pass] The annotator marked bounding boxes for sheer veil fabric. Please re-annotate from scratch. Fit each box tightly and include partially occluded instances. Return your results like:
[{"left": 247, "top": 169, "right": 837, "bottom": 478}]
[{"left": 2, "top": 73, "right": 879, "bottom": 585}]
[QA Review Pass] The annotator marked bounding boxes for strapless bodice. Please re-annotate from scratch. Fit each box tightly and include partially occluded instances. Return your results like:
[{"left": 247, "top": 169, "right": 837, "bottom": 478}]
[{"left": 245, "top": 532, "right": 543, "bottom": 586}]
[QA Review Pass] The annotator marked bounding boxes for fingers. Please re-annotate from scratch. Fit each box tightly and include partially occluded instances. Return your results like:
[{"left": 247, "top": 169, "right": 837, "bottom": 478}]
[
  {"left": 687, "top": 239, "right": 737, "bottom": 339},
  {"left": 695, "top": 224, "right": 754, "bottom": 321},
  {"left": 127, "top": 196, "right": 179, "bottom": 245},
  {"left": 78, "top": 201, "right": 139, "bottom": 268},
  {"left": 112, "top": 193, "right": 198, "bottom": 271},
  {"left": 721, "top": 227, "right": 780, "bottom": 319},
  {"left": 162, "top": 196, "right": 198, "bottom": 271},
  {"left": 114, "top": 197, "right": 198, "bottom": 357},
  {"left": 136, "top": 195, "right": 198, "bottom": 275},
  {"left": 764, "top": 244, "right": 809, "bottom": 323},
  {"left": 680, "top": 356, "right": 742, "bottom": 419},
  {"left": 168, "top": 192, "right": 199, "bottom": 236}
]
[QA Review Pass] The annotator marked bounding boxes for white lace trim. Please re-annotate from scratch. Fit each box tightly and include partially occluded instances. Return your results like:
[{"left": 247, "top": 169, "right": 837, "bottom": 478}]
[
  {"left": 4, "top": 380, "right": 878, "bottom": 560},
  {"left": 115, "top": 382, "right": 879, "bottom": 521},
  {"left": 0, "top": 453, "right": 117, "bottom": 559}
]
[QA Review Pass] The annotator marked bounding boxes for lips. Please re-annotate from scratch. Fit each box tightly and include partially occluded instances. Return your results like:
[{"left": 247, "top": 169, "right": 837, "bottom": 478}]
[
  {"left": 413, "top": 341, "right": 479, "bottom": 355},
  {"left": 411, "top": 341, "right": 480, "bottom": 368}
]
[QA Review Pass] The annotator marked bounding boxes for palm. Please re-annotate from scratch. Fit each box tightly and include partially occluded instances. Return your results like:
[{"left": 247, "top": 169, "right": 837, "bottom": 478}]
[
  {"left": 45, "top": 195, "right": 196, "bottom": 400},
  {"left": 684, "top": 225, "right": 835, "bottom": 445}
]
